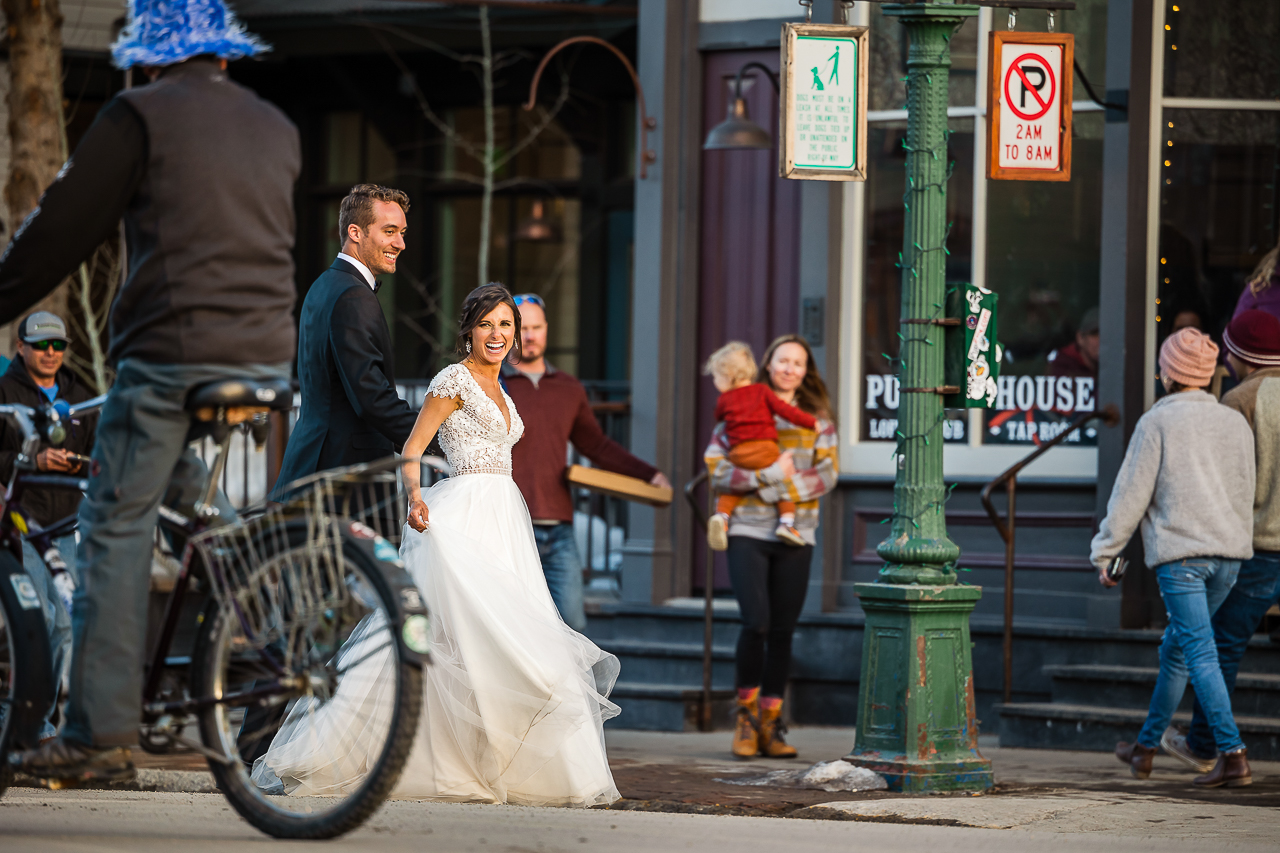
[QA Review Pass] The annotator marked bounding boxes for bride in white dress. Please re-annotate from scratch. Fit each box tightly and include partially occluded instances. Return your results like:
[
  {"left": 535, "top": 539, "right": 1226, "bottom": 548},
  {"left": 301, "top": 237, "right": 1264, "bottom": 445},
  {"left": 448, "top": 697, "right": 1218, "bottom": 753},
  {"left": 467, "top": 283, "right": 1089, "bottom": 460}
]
[{"left": 253, "top": 284, "right": 620, "bottom": 807}]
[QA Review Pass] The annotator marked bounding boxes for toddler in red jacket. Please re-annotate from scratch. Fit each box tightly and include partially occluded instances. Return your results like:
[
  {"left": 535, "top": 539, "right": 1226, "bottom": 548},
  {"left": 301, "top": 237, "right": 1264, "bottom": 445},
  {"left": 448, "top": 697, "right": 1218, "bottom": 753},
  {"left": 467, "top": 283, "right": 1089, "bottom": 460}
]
[{"left": 704, "top": 341, "right": 816, "bottom": 550}]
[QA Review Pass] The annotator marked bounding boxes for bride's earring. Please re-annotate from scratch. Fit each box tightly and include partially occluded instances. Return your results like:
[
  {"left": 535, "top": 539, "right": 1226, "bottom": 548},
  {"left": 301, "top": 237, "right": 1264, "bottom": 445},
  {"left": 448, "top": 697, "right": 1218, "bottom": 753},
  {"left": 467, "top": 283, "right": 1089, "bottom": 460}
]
[{"left": 466, "top": 340, "right": 472, "bottom": 354}]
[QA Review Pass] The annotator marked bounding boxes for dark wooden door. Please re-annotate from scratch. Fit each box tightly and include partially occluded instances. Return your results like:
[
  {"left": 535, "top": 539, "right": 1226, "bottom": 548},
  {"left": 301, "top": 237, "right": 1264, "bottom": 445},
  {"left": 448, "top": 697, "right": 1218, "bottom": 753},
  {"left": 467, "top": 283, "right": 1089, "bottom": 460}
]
[{"left": 694, "top": 49, "right": 803, "bottom": 592}]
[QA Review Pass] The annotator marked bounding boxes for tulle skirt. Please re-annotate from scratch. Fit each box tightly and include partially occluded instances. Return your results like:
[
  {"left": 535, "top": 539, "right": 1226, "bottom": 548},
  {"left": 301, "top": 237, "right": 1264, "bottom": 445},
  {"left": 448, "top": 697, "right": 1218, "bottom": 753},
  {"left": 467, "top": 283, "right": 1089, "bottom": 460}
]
[{"left": 251, "top": 473, "right": 621, "bottom": 808}]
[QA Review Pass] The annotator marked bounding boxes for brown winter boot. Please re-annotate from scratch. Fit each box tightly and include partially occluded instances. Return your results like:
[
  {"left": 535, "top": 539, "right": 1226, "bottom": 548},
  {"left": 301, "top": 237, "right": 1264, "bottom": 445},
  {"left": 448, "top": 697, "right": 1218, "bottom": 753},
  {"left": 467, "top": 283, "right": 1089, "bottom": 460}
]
[
  {"left": 1115, "top": 740, "right": 1157, "bottom": 779},
  {"left": 758, "top": 701, "right": 797, "bottom": 758},
  {"left": 731, "top": 691, "right": 760, "bottom": 758},
  {"left": 1194, "top": 748, "right": 1252, "bottom": 788}
]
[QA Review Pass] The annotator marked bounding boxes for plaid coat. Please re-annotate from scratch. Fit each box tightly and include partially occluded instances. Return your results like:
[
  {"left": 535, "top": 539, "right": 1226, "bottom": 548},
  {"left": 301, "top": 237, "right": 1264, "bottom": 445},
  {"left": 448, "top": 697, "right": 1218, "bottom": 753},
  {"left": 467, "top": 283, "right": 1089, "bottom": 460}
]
[{"left": 704, "top": 415, "right": 839, "bottom": 545}]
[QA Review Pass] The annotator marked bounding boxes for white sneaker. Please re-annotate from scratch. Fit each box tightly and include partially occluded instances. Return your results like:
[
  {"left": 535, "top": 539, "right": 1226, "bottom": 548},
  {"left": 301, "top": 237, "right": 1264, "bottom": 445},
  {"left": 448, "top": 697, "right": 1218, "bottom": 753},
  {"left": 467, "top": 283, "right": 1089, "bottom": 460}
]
[
  {"left": 707, "top": 514, "right": 729, "bottom": 551},
  {"left": 1161, "top": 726, "right": 1216, "bottom": 774}
]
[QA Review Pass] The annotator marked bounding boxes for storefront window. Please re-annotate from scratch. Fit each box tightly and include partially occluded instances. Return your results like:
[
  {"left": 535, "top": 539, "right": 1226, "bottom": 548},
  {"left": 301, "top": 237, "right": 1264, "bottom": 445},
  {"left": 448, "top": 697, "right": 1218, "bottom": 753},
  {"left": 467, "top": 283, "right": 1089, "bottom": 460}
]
[
  {"left": 1163, "top": 1, "right": 1280, "bottom": 102},
  {"left": 861, "top": 118, "right": 974, "bottom": 443},
  {"left": 983, "top": 111, "right": 1105, "bottom": 446},
  {"left": 856, "top": 2, "right": 1109, "bottom": 451},
  {"left": 1158, "top": 109, "right": 1280, "bottom": 347}
]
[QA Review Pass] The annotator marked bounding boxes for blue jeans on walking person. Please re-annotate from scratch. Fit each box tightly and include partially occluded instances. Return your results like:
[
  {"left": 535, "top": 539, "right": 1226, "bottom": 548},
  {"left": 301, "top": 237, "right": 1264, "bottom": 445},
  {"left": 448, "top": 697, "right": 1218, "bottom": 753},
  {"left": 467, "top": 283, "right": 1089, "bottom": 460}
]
[
  {"left": 1136, "top": 557, "right": 1246, "bottom": 754},
  {"left": 533, "top": 522, "right": 586, "bottom": 632},
  {"left": 22, "top": 533, "right": 80, "bottom": 740},
  {"left": 1184, "top": 551, "right": 1280, "bottom": 758}
]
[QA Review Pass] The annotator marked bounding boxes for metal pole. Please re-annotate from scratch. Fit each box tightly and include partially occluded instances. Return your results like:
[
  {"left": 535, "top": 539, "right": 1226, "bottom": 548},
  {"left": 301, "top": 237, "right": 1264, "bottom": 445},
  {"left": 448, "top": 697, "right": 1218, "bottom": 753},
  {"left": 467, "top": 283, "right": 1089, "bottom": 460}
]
[
  {"left": 1002, "top": 479, "right": 1016, "bottom": 704},
  {"left": 845, "top": 1, "right": 991, "bottom": 794}
]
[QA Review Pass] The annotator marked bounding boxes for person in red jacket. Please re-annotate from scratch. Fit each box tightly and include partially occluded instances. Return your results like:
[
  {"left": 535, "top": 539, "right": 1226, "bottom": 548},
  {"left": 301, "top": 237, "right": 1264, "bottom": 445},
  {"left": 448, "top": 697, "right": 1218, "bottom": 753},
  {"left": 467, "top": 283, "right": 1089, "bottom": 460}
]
[
  {"left": 704, "top": 342, "right": 816, "bottom": 551},
  {"left": 501, "top": 294, "right": 671, "bottom": 630}
]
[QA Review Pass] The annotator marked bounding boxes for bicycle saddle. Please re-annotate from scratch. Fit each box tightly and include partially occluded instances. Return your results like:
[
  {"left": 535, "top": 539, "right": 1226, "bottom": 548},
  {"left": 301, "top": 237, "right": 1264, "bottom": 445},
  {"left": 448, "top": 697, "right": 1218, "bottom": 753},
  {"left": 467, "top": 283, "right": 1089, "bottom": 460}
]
[{"left": 185, "top": 378, "right": 294, "bottom": 416}]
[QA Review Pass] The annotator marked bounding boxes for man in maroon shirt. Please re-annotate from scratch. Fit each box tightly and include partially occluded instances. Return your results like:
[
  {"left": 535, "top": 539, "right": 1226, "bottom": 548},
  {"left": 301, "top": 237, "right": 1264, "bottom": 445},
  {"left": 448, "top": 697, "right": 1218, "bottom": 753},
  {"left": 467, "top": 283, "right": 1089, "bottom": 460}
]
[{"left": 501, "top": 294, "right": 672, "bottom": 629}]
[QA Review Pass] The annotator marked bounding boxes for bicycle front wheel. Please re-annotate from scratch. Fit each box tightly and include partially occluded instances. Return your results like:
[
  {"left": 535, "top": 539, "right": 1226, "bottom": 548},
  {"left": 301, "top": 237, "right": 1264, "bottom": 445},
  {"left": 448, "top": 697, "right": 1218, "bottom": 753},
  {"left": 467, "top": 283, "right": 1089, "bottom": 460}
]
[{"left": 191, "top": 535, "right": 422, "bottom": 838}]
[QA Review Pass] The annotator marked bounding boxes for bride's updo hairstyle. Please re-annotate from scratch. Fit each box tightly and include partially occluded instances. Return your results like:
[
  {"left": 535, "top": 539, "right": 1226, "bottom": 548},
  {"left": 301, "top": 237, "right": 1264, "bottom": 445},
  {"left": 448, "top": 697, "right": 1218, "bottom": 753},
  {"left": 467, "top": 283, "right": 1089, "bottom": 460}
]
[{"left": 455, "top": 282, "right": 522, "bottom": 358}]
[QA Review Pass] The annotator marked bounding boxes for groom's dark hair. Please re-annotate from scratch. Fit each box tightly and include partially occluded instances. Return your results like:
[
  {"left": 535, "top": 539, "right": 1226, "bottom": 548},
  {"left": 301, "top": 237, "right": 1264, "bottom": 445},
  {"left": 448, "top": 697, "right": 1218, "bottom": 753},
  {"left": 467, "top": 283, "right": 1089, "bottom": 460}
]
[
  {"left": 456, "top": 283, "right": 522, "bottom": 358},
  {"left": 339, "top": 183, "right": 410, "bottom": 241}
]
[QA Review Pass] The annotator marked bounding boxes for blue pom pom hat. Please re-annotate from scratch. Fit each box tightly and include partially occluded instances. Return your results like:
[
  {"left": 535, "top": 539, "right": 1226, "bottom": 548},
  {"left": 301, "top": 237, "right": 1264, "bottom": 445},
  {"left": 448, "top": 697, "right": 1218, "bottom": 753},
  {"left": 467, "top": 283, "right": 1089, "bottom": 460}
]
[{"left": 111, "top": 0, "right": 270, "bottom": 69}]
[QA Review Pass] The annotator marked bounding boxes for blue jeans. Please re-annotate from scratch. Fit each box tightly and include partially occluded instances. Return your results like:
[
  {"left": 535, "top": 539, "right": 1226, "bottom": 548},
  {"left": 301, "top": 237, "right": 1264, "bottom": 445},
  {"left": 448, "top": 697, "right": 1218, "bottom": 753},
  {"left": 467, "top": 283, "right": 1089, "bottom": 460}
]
[
  {"left": 22, "top": 533, "right": 80, "bottom": 740},
  {"left": 533, "top": 522, "right": 586, "bottom": 632},
  {"left": 1185, "top": 550, "right": 1280, "bottom": 757},
  {"left": 1137, "top": 557, "right": 1245, "bottom": 753},
  {"left": 64, "top": 359, "right": 288, "bottom": 747}
]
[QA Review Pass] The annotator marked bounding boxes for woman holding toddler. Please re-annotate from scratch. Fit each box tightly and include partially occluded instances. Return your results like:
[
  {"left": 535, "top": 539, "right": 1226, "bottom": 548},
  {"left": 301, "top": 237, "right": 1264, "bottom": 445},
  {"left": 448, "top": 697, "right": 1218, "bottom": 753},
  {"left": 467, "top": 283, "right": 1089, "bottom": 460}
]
[{"left": 702, "top": 335, "right": 839, "bottom": 759}]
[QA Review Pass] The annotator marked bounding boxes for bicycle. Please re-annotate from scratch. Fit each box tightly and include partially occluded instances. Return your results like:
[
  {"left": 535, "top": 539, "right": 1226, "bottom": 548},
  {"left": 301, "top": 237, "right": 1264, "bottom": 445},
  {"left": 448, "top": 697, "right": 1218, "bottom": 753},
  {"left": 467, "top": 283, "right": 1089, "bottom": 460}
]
[{"left": 0, "top": 377, "right": 435, "bottom": 838}]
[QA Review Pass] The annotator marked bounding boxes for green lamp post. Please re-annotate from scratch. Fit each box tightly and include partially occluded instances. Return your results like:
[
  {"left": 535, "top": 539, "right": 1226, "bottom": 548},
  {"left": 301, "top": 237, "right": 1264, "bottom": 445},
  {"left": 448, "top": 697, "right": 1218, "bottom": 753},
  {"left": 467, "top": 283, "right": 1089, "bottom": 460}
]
[{"left": 842, "top": 0, "right": 993, "bottom": 793}]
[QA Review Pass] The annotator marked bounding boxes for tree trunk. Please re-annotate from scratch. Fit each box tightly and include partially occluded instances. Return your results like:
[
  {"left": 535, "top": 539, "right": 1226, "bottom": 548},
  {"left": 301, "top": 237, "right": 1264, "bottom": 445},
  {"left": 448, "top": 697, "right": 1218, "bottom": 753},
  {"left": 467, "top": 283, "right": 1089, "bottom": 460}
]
[
  {"left": 477, "top": 4, "right": 494, "bottom": 289},
  {"left": 2, "top": 0, "right": 67, "bottom": 346}
]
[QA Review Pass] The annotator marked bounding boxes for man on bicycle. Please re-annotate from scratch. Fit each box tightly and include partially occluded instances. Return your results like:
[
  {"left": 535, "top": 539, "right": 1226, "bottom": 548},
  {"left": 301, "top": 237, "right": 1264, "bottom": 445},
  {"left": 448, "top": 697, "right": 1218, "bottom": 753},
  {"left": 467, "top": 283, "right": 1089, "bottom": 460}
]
[
  {"left": 0, "top": 312, "right": 98, "bottom": 742},
  {"left": 0, "top": 0, "right": 298, "bottom": 784}
]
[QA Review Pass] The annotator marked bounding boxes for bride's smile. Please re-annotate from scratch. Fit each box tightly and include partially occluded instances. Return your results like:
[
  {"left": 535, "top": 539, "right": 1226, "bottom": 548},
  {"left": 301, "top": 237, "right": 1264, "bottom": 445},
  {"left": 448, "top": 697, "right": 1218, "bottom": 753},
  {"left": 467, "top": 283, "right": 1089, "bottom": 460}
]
[{"left": 468, "top": 304, "right": 516, "bottom": 366}]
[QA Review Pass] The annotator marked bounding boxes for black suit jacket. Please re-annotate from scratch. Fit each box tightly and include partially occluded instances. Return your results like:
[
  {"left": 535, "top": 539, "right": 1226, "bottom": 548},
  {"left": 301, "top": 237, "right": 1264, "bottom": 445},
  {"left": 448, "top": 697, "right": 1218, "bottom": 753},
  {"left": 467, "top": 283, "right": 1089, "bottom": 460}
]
[{"left": 271, "top": 258, "right": 418, "bottom": 499}]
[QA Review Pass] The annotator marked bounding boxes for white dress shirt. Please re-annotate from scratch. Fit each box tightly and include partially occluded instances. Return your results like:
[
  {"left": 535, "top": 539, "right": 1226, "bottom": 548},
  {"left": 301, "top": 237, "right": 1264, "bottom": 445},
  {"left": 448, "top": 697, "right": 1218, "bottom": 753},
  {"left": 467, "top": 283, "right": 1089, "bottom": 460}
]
[{"left": 337, "top": 252, "right": 377, "bottom": 290}]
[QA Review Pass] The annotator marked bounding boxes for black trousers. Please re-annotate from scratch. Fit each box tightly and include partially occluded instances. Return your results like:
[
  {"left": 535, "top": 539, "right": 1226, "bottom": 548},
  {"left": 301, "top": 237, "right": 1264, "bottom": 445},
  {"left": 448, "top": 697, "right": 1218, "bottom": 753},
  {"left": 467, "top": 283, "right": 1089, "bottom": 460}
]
[{"left": 726, "top": 536, "right": 812, "bottom": 697}]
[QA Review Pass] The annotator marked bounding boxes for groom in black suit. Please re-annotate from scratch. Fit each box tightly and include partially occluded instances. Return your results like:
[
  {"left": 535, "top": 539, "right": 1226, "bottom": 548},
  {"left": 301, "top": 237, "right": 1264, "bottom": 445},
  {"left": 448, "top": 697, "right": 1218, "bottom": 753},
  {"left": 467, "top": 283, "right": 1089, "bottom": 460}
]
[{"left": 271, "top": 184, "right": 419, "bottom": 503}]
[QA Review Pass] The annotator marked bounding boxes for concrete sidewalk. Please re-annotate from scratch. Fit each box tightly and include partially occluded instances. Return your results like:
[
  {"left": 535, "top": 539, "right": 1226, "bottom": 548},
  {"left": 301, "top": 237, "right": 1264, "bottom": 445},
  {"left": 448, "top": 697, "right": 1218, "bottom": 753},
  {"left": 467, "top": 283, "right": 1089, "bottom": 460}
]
[
  {"left": 12, "top": 726, "right": 1279, "bottom": 843},
  {"left": 603, "top": 727, "right": 1280, "bottom": 842}
]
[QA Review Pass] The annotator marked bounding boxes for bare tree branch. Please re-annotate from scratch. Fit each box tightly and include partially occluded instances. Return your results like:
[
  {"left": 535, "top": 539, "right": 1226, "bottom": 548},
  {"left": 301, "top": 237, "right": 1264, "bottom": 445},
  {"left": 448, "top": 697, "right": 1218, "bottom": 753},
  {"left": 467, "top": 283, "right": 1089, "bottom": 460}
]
[
  {"left": 494, "top": 65, "right": 571, "bottom": 171},
  {"left": 370, "top": 29, "right": 483, "bottom": 163}
]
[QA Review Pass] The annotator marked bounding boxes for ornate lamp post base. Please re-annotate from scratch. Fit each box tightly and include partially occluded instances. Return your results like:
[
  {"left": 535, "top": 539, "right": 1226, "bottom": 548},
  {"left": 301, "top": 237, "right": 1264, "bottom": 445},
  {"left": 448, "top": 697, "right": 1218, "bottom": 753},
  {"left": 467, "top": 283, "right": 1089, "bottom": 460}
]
[{"left": 843, "top": 583, "right": 992, "bottom": 793}]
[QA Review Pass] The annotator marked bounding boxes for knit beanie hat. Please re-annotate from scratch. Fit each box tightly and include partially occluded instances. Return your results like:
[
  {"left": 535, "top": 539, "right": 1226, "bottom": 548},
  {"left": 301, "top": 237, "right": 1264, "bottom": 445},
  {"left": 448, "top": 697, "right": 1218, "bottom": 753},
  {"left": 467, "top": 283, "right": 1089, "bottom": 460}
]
[
  {"left": 1159, "top": 327, "right": 1218, "bottom": 387},
  {"left": 1223, "top": 309, "right": 1280, "bottom": 368}
]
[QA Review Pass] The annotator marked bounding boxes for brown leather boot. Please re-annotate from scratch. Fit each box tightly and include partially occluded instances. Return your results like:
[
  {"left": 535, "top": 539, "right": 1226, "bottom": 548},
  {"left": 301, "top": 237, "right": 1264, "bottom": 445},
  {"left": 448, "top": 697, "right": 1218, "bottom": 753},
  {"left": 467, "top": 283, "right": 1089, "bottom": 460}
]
[
  {"left": 1194, "top": 748, "right": 1252, "bottom": 788},
  {"left": 758, "top": 702, "right": 797, "bottom": 758},
  {"left": 1115, "top": 741, "right": 1157, "bottom": 779},
  {"left": 731, "top": 693, "right": 760, "bottom": 758}
]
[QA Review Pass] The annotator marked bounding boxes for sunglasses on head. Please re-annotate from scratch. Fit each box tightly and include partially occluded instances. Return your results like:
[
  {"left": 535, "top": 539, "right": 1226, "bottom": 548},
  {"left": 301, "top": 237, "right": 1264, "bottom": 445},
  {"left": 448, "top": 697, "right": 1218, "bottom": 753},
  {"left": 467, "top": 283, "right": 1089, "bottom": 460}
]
[
  {"left": 513, "top": 294, "right": 545, "bottom": 309},
  {"left": 27, "top": 339, "right": 67, "bottom": 352}
]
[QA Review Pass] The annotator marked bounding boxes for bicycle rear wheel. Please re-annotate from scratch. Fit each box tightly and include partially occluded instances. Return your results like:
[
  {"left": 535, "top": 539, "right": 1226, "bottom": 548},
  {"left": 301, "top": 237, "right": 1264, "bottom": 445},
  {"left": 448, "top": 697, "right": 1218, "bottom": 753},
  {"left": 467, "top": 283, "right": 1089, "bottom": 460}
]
[{"left": 191, "top": 533, "right": 422, "bottom": 838}]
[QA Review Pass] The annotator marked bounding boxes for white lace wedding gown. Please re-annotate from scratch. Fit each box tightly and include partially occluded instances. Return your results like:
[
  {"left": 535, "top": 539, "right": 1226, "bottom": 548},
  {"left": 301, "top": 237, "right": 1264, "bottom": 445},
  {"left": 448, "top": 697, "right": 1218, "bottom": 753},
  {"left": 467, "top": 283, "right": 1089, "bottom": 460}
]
[{"left": 252, "top": 362, "right": 621, "bottom": 807}]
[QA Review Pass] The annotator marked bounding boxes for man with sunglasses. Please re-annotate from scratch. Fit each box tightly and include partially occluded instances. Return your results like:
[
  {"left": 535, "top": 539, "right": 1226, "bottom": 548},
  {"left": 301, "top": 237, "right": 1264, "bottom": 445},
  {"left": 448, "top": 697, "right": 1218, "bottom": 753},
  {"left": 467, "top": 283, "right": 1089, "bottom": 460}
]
[
  {"left": 0, "top": 311, "right": 98, "bottom": 741},
  {"left": 503, "top": 293, "right": 672, "bottom": 630}
]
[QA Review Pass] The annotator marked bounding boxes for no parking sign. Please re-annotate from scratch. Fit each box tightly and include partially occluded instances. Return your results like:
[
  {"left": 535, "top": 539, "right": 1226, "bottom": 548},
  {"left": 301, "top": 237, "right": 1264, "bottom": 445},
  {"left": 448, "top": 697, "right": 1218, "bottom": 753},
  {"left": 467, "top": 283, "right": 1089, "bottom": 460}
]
[{"left": 987, "top": 32, "right": 1074, "bottom": 182}]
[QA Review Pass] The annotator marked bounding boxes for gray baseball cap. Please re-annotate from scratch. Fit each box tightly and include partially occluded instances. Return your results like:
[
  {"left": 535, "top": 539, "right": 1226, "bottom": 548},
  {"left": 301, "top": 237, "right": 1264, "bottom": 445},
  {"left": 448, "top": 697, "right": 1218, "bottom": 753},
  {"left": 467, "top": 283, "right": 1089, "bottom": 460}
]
[{"left": 18, "top": 312, "right": 69, "bottom": 343}]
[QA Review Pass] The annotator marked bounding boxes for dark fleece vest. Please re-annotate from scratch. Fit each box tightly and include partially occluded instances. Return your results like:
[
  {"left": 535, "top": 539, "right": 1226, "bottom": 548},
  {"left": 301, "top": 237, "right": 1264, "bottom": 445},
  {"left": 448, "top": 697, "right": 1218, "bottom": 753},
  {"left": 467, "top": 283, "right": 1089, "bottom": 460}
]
[{"left": 114, "top": 60, "right": 300, "bottom": 365}]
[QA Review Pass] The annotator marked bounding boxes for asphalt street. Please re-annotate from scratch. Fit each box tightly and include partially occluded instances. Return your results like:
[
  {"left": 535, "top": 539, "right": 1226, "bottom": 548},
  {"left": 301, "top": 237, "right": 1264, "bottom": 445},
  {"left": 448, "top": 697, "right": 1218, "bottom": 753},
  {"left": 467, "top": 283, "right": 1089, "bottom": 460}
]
[{"left": 3, "top": 786, "right": 1279, "bottom": 853}]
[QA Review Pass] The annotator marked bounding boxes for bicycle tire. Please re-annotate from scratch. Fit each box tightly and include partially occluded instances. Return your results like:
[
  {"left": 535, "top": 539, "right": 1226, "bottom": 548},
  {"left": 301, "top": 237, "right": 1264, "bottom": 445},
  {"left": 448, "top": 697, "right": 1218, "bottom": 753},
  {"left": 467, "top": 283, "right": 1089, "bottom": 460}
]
[
  {"left": 191, "top": 528, "right": 423, "bottom": 838},
  {"left": 0, "top": 549, "right": 57, "bottom": 799}
]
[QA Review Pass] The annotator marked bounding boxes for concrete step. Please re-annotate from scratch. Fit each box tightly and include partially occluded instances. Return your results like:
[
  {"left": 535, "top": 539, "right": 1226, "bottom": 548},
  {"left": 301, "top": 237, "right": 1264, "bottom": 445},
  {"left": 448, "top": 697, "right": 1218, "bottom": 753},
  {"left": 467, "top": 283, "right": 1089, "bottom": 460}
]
[
  {"left": 605, "top": 682, "right": 736, "bottom": 732},
  {"left": 1046, "top": 664, "right": 1280, "bottom": 716},
  {"left": 586, "top": 604, "right": 743, "bottom": 648},
  {"left": 596, "top": 638, "right": 737, "bottom": 689},
  {"left": 996, "top": 702, "right": 1280, "bottom": 760}
]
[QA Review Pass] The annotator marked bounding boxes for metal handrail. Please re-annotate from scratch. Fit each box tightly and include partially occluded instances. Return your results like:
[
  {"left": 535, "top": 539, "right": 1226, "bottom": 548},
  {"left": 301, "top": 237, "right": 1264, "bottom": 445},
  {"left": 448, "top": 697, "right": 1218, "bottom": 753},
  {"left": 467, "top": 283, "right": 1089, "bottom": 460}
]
[
  {"left": 684, "top": 469, "right": 716, "bottom": 731},
  {"left": 980, "top": 403, "right": 1118, "bottom": 704}
]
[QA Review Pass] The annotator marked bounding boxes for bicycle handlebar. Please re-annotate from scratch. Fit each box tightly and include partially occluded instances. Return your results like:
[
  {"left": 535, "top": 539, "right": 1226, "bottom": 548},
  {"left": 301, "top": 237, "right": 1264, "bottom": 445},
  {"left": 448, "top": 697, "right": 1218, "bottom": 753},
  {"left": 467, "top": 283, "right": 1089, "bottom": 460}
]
[{"left": 0, "top": 395, "right": 108, "bottom": 460}]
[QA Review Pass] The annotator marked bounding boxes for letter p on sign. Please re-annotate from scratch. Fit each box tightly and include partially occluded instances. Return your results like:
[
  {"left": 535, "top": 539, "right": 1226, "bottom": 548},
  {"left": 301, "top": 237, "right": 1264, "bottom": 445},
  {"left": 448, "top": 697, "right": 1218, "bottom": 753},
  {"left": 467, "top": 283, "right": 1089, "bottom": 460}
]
[{"left": 987, "top": 32, "right": 1074, "bottom": 182}]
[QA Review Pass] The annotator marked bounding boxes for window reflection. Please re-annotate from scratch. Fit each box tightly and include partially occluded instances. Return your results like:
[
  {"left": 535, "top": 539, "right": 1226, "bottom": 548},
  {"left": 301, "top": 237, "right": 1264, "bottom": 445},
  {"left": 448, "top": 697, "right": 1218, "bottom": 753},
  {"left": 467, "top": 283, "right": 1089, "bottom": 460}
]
[
  {"left": 861, "top": 118, "right": 973, "bottom": 442},
  {"left": 1163, "top": 1, "right": 1280, "bottom": 101},
  {"left": 1158, "top": 109, "right": 1280, "bottom": 351},
  {"left": 982, "top": 111, "right": 1105, "bottom": 446},
  {"left": 867, "top": 6, "right": 978, "bottom": 111}
]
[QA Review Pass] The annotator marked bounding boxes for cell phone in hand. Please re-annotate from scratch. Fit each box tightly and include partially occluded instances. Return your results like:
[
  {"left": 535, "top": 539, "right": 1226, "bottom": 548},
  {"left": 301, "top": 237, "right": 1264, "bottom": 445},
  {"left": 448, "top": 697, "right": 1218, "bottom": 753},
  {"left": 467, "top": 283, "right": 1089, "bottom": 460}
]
[{"left": 1104, "top": 556, "right": 1128, "bottom": 583}]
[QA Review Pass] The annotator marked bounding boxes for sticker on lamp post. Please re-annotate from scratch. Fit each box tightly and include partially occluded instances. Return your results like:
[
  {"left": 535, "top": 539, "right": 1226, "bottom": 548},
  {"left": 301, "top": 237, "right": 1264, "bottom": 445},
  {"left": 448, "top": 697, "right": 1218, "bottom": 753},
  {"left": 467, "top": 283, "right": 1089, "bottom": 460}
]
[
  {"left": 779, "top": 23, "right": 868, "bottom": 182},
  {"left": 987, "top": 32, "right": 1074, "bottom": 182},
  {"left": 945, "top": 284, "right": 1001, "bottom": 410}
]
